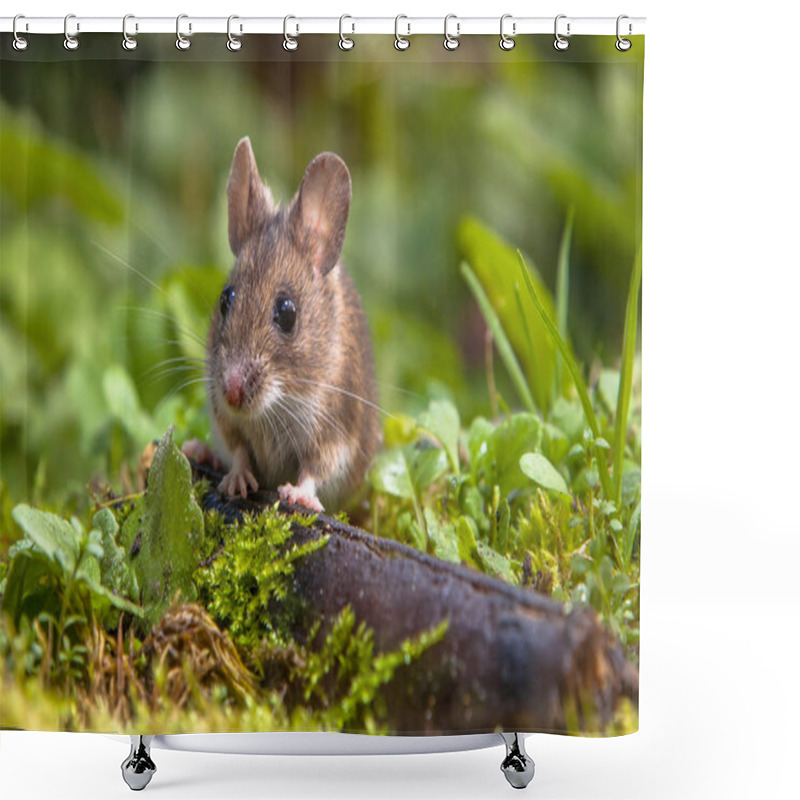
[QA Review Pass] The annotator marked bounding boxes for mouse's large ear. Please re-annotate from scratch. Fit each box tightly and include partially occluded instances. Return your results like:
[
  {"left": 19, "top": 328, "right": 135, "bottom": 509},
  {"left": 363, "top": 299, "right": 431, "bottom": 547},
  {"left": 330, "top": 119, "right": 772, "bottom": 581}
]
[
  {"left": 227, "top": 137, "right": 274, "bottom": 255},
  {"left": 290, "top": 153, "right": 351, "bottom": 276}
]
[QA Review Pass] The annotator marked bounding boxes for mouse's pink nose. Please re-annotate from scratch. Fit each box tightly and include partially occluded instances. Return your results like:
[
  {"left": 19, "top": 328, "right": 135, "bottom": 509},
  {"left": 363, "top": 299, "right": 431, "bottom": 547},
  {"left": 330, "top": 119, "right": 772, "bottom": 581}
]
[{"left": 224, "top": 369, "right": 244, "bottom": 409}]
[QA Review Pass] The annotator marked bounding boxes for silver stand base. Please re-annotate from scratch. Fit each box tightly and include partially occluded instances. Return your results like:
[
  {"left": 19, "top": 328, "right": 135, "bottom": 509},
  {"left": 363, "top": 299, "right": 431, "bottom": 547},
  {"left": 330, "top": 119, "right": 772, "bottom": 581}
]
[
  {"left": 500, "top": 733, "right": 535, "bottom": 789},
  {"left": 121, "top": 735, "right": 156, "bottom": 791},
  {"left": 118, "top": 731, "right": 534, "bottom": 790}
]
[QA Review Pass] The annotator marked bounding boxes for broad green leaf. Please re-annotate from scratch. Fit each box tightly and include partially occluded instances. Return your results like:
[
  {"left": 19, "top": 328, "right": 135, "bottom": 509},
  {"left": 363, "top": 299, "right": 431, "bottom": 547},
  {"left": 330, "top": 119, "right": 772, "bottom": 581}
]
[
  {"left": 409, "top": 447, "right": 449, "bottom": 495},
  {"left": 419, "top": 400, "right": 461, "bottom": 475},
  {"left": 476, "top": 542, "right": 518, "bottom": 584},
  {"left": 82, "top": 577, "right": 143, "bottom": 617},
  {"left": 93, "top": 507, "right": 139, "bottom": 603},
  {"left": 549, "top": 397, "right": 585, "bottom": 443},
  {"left": 121, "top": 426, "right": 203, "bottom": 629},
  {"left": 467, "top": 416, "right": 494, "bottom": 476},
  {"left": 542, "top": 423, "right": 569, "bottom": 466},
  {"left": 370, "top": 449, "right": 415, "bottom": 500},
  {"left": 459, "top": 217, "right": 558, "bottom": 411},
  {"left": 479, "top": 414, "right": 543, "bottom": 497},
  {"left": 424, "top": 509, "right": 460, "bottom": 564},
  {"left": 613, "top": 248, "right": 642, "bottom": 505},
  {"left": 461, "top": 261, "right": 537, "bottom": 414},
  {"left": 612, "top": 573, "right": 632, "bottom": 596},
  {"left": 519, "top": 453, "right": 570, "bottom": 495},
  {"left": 370, "top": 445, "right": 448, "bottom": 501},
  {"left": 383, "top": 413, "right": 418, "bottom": 448},
  {"left": 11, "top": 504, "right": 80, "bottom": 573}
]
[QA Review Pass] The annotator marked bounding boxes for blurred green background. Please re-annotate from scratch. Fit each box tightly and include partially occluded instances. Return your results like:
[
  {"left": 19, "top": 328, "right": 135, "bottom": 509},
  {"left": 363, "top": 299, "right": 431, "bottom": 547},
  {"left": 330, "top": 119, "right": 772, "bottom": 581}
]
[{"left": 0, "top": 35, "right": 643, "bottom": 503}]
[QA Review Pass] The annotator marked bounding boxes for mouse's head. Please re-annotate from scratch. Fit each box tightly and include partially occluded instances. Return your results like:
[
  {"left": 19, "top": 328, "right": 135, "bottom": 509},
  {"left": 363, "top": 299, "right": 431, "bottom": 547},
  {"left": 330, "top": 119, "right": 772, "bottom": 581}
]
[{"left": 208, "top": 138, "right": 351, "bottom": 421}]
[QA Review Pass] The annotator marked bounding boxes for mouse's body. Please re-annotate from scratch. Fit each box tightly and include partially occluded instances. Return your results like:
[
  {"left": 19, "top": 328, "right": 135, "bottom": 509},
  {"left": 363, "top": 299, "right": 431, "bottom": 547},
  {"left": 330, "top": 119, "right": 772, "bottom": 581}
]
[{"left": 185, "top": 138, "right": 379, "bottom": 512}]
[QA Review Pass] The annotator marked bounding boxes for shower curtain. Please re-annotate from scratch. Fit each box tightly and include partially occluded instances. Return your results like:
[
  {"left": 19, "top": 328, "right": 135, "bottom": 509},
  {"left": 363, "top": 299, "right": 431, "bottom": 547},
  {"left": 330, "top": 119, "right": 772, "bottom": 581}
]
[{"left": 0, "top": 26, "right": 643, "bottom": 738}]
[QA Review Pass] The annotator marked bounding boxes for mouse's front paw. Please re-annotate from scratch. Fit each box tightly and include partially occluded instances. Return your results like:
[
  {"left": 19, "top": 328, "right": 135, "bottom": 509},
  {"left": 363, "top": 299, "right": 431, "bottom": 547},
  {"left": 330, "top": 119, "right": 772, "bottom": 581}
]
[
  {"left": 219, "top": 465, "right": 258, "bottom": 498},
  {"left": 279, "top": 481, "right": 324, "bottom": 513},
  {"left": 182, "top": 439, "right": 221, "bottom": 469}
]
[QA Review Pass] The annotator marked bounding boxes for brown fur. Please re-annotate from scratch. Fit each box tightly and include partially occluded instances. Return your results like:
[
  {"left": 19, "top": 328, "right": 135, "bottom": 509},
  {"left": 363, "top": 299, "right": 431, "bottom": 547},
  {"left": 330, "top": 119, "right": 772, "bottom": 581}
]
[{"left": 206, "top": 138, "right": 380, "bottom": 509}]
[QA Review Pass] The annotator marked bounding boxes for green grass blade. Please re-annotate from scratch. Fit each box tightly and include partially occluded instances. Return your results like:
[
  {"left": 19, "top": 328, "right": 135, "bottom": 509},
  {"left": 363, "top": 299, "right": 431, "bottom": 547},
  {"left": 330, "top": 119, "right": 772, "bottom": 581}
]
[
  {"left": 461, "top": 261, "right": 538, "bottom": 415},
  {"left": 554, "top": 208, "right": 574, "bottom": 396},
  {"left": 516, "top": 251, "right": 615, "bottom": 501},
  {"left": 514, "top": 283, "right": 539, "bottom": 385},
  {"left": 613, "top": 248, "right": 642, "bottom": 505}
]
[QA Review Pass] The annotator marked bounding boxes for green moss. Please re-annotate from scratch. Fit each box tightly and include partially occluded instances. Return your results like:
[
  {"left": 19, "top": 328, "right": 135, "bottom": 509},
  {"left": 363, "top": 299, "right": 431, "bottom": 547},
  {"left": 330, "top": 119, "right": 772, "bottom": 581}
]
[
  {"left": 293, "top": 606, "right": 448, "bottom": 732},
  {"left": 195, "top": 506, "right": 327, "bottom": 661}
]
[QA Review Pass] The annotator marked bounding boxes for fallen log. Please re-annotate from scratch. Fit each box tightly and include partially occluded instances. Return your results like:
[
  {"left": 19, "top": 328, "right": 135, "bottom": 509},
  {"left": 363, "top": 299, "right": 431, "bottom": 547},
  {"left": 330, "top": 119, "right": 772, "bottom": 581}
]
[{"left": 193, "top": 461, "right": 638, "bottom": 736}]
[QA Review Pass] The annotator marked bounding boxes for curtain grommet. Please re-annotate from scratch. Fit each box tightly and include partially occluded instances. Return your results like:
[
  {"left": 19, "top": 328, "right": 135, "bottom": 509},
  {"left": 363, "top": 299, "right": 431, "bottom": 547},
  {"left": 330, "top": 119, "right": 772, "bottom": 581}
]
[
  {"left": 394, "top": 15, "right": 410, "bottom": 51},
  {"left": 554, "top": 14, "right": 570, "bottom": 51},
  {"left": 443, "top": 14, "right": 460, "bottom": 51},
  {"left": 616, "top": 15, "right": 632, "bottom": 51},
  {"left": 499, "top": 14, "right": 516, "bottom": 51},
  {"left": 12, "top": 15, "right": 29, "bottom": 51},
  {"left": 122, "top": 14, "right": 138, "bottom": 51},
  {"left": 176, "top": 14, "right": 191, "bottom": 51},
  {"left": 283, "top": 15, "right": 299, "bottom": 51},
  {"left": 64, "top": 13, "right": 79, "bottom": 51},
  {"left": 227, "top": 15, "right": 242, "bottom": 52}
]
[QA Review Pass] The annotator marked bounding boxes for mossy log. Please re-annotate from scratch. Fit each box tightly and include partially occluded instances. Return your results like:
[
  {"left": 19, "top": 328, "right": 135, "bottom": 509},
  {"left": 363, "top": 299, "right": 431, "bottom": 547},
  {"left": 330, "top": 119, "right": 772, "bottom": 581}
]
[{"left": 194, "top": 461, "right": 637, "bottom": 736}]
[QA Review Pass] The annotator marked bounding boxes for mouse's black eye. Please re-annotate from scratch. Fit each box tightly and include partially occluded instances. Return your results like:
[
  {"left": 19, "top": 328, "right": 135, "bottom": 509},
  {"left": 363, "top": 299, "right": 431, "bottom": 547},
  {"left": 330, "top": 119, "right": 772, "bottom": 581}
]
[
  {"left": 273, "top": 295, "right": 296, "bottom": 334},
  {"left": 220, "top": 286, "right": 235, "bottom": 319}
]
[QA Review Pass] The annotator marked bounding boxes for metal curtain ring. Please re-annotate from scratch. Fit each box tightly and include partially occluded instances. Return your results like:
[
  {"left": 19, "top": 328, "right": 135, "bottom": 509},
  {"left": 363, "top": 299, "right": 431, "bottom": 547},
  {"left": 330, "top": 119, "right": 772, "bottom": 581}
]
[
  {"left": 283, "top": 15, "right": 298, "bottom": 51},
  {"left": 12, "top": 15, "right": 28, "bottom": 51},
  {"left": 122, "top": 14, "right": 137, "bottom": 51},
  {"left": 339, "top": 14, "right": 354, "bottom": 50},
  {"left": 176, "top": 14, "right": 191, "bottom": 50},
  {"left": 443, "top": 14, "right": 460, "bottom": 51},
  {"left": 394, "top": 15, "right": 410, "bottom": 51},
  {"left": 616, "top": 15, "right": 632, "bottom": 51},
  {"left": 64, "top": 13, "right": 79, "bottom": 50},
  {"left": 553, "top": 14, "right": 570, "bottom": 51},
  {"left": 227, "top": 15, "right": 242, "bottom": 51},
  {"left": 499, "top": 14, "right": 515, "bottom": 51}
]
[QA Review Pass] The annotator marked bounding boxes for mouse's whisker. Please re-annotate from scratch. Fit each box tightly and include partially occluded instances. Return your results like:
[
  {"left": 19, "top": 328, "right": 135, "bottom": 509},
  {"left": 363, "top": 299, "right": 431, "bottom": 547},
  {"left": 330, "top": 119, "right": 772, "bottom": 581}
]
[
  {"left": 288, "top": 393, "right": 350, "bottom": 443},
  {"left": 273, "top": 395, "right": 307, "bottom": 436},
  {"left": 142, "top": 358, "right": 207, "bottom": 379},
  {"left": 141, "top": 366, "right": 205, "bottom": 391},
  {"left": 158, "top": 376, "right": 211, "bottom": 403},
  {"left": 293, "top": 394, "right": 369, "bottom": 461},
  {"left": 93, "top": 242, "right": 169, "bottom": 298},
  {"left": 143, "top": 355, "right": 207, "bottom": 373},
  {"left": 133, "top": 223, "right": 176, "bottom": 263},
  {"left": 374, "top": 380, "right": 425, "bottom": 400},
  {"left": 270, "top": 396, "right": 304, "bottom": 463},
  {"left": 261, "top": 405, "right": 280, "bottom": 450},
  {"left": 287, "top": 378, "right": 396, "bottom": 420},
  {"left": 113, "top": 334, "right": 204, "bottom": 350},
  {"left": 114, "top": 305, "right": 207, "bottom": 350}
]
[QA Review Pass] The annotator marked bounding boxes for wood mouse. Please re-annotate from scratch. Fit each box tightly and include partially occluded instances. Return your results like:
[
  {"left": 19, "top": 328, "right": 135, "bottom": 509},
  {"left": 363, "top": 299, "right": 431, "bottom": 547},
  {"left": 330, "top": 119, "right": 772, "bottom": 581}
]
[{"left": 184, "top": 138, "right": 380, "bottom": 512}]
